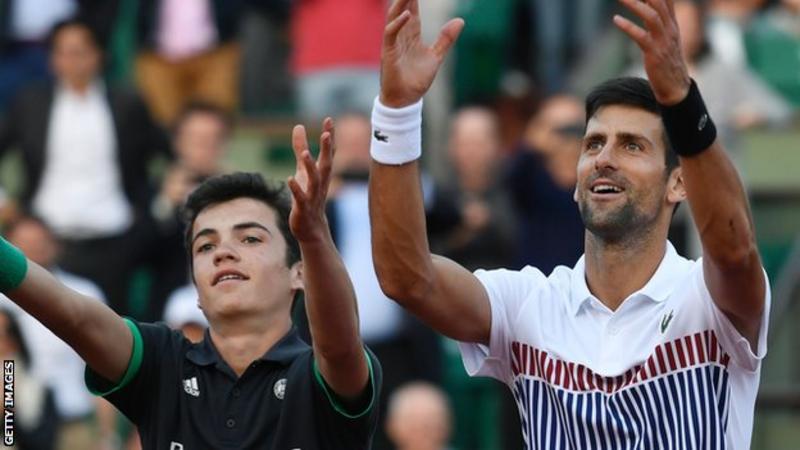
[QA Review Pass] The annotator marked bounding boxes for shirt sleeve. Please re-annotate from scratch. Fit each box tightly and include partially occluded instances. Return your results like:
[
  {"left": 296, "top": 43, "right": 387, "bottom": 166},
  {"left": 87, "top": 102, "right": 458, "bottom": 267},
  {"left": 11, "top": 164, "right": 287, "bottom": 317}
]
[
  {"left": 694, "top": 260, "right": 771, "bottom": 372},
  {"left": 310, "top": 347, "right": 382, "bottom": 450},
  {"left": 458, "top": 267, "right": 545, "bottom": 383},
  {"left": 84, "top": 319, "right": 183, "bottom": 423}
]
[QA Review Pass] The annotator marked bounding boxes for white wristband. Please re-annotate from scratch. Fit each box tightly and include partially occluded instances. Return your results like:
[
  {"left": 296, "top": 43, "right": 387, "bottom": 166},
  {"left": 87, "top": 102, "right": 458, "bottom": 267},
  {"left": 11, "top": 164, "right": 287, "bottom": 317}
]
[{"left": 370, "top": 96, "right": 423, "bottom": 165}]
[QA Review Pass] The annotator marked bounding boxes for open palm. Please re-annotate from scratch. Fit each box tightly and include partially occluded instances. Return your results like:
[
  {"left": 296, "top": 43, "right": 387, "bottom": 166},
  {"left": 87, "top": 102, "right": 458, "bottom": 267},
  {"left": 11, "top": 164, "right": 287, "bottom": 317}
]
[
  {"left": 380, "top": 0, "right": 464, "bottom": 108},
  {"left": 287, "top": 118, "right": 335, "bottom": 243}
]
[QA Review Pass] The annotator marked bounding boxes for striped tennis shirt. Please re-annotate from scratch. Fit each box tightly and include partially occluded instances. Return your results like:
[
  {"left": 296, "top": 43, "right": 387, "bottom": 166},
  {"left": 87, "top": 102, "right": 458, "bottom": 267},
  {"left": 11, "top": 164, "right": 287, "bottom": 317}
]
[{"left": 459, "top": 242, "right": 770, "bottom": 449}]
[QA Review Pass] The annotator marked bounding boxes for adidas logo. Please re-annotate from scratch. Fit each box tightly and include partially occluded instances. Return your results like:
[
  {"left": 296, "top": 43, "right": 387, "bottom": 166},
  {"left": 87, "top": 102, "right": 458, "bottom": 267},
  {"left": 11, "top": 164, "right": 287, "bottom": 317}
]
[{"left": 183, "top": 377, "right": 200, "bottom": 397}]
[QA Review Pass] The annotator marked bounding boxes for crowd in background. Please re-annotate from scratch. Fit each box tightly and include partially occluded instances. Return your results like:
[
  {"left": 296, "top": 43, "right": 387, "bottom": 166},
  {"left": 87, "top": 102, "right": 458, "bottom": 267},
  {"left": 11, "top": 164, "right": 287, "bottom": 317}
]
[{"left": 0, "top": 0, "right": 798, "bottom": 449}]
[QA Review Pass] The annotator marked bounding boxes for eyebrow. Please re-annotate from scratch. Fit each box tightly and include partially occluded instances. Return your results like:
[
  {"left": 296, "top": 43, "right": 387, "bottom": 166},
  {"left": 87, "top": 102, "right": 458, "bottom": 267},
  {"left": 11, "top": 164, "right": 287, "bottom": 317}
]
[
  {"left": 616, "top": 132, "right": 653, "bottom": 147},
  {"left": 191, "top": 222, "right": 272, "bottom": 245},
  {"left": 582, "top": 131, "right": 653, "bottom": 147}
]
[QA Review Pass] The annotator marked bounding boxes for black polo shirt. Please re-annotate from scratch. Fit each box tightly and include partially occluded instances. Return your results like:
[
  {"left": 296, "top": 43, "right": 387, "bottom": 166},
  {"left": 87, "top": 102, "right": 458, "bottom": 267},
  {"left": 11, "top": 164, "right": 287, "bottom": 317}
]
[{"left": 86, "top": 319, "right": 381, "bottom": 450}]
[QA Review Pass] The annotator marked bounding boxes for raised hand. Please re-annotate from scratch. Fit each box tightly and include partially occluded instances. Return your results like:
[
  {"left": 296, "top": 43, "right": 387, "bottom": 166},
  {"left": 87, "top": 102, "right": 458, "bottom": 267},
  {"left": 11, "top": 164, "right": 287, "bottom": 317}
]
[
  {"left": 287, "top": 118, "right": 335, "bottom": 243},
  {"left": 614, "top": 0, "right": 691, "bottom": 105},
  {"left": 380, "top": 0, "right": 464, "bottom": 108}
]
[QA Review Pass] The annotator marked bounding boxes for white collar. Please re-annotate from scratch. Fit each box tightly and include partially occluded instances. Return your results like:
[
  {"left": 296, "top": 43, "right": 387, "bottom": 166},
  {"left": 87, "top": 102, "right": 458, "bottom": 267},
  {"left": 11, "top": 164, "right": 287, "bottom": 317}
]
[{"left": 569, "top": 241, "right": 682, "bottom": 316}]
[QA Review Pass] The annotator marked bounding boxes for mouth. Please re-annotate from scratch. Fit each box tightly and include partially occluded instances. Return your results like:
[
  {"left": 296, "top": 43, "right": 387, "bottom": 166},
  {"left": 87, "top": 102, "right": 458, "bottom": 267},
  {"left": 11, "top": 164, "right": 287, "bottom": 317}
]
[
  {"left": 212, "top": 270, "right": 249, "bottom": 286},
  {"left": 588, "top": 179, "right": 625, "bottom": 198}
]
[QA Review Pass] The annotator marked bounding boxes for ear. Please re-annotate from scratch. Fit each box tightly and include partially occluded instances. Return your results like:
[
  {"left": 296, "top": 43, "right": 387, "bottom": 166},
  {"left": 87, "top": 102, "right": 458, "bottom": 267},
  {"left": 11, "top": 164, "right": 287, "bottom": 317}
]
[
  {"left": 290, "top": 261, "right": 304, "bottom": 291},
  {"left": 666, "top": 167, "right": 686, "bottom": 206}
]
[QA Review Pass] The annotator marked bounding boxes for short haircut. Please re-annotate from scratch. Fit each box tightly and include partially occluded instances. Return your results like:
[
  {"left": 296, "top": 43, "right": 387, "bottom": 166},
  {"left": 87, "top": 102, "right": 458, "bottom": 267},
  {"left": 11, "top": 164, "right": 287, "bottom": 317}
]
[
  {"left": 47, "top": 17, "right": 103, "bottom": 52},
  {"left": 585, "top": 77, "right": 680, "bottom": 173},
  {"left": 172, "top": 100, "right": 234, "bottom": 136},
  {"left": 182, "top": 172, "right": 300, "bottom": 271}
]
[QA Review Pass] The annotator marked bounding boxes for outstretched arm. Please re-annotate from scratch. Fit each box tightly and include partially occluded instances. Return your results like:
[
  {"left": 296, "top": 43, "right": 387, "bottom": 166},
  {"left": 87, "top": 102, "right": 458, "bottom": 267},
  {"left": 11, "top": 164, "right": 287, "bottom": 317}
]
[
  {"left": 288, "top": 119, "right": 369, "bottom": 399},
  {"left": 616, "top": 0, "right": 765, "bottom": 347},
  {"left": 2, "top": 249, "right": 132, "bottom": 383},
  {"left": 369, "top": 0, "right": 490, "bottom": 344}
]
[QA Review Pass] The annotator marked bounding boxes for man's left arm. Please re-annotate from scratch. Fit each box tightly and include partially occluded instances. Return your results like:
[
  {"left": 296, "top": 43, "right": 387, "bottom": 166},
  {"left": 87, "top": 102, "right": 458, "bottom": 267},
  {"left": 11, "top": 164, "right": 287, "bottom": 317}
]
[
  {"left": 616, "top": 0, "right": 765, "bottom": 349},
  {"left": 287, "top": 119, "right": 372, "bottom": 405}
]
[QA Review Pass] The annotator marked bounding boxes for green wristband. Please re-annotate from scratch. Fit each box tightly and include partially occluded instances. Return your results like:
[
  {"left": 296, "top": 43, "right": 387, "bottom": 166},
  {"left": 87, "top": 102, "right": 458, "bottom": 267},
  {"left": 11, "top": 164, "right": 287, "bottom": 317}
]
[{"left": 0, "top": 237, "right": 28, "bottom": 292}]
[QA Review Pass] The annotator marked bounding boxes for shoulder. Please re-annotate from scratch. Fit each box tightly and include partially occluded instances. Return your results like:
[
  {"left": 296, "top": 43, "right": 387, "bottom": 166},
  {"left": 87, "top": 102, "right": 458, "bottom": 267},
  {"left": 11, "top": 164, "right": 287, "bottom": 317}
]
[
  {"left": 6, "top": 82, "right": 53, "bottom": 113},
  {"left": 106, "top": 86, "right": 149, "bottom": 112},
  {"left": 474, "top": 264, "right": 569, "bottom": 311}
]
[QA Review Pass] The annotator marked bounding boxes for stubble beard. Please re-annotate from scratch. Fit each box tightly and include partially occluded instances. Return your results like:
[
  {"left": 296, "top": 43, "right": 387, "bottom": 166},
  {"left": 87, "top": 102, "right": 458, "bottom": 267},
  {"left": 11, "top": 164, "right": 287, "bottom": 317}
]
[{"left": 579, "top": 194, "right": 660, "bottom": 246}]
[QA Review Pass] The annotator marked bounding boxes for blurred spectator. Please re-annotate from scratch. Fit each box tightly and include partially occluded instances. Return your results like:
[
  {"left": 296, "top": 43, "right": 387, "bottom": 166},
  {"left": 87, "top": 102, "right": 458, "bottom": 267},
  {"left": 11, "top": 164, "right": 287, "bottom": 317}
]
[
  {"left": 0, "top": 0, "right": 75, "bottom": 111},
  {"left": 707, "top": 0, "right": 766, "bottom": 67},
  {"left": 135, "top": 0, "right": 247, "bottom": 125},
  {"left": 0, "top": 216, "right": 117, "bottom": 450},
  {"left": 0, "top": 1, "right": 118, "bottom": 111},
  {"left": 507, "top": 94, "right": 585, "bottom": 272},
  {"left": 148, "top": 101, "right": 232, "bottom": 321},
  {"left": 441, "top": 107, "right": 515, "bottom": 270},
  {"left": 438, "top": 107, "right": 519, "bottom": 450},
  {"left": 290, "top": 0, "right": 386, "bottom": 121},
  {"left": 386, "top": 382, "right": 453, "bottom": 450},
  {"left": 0, "top": 18, "right": 170, "bottom": 317},
  {"left": 163, "top": 285, "right": 208, "bottom": 343},
  {"left": 630, "top": 0, "right": 793, "bottom": 154},
  {"left": 0, "top": 307, "right": 58, "bottom": 450},
  {"left": 746, "top": 0, "right": 800, "bottom": 106}
]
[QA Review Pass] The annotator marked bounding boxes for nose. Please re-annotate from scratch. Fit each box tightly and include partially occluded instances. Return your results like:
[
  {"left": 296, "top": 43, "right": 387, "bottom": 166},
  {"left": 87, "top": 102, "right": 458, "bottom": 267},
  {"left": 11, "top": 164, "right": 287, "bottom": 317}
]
[
  {"left": 213, "top": 242, "right": 240, "bottom": 266},
  {"left": 593, "top": 143, "right": 618, "bottom": 172}
]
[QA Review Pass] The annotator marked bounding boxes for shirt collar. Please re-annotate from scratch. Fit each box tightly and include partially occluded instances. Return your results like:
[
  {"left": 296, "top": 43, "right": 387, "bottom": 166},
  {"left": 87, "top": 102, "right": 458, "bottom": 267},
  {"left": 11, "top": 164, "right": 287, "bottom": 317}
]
[
  {"left": 55, "top": 79, "right": 105, "bottom": 99},
  {"left": 569, "top": 241, "right": 682, "bottom": 316},
  {"left": 186, "top": 326, "right": 309, "bottom": 367}
]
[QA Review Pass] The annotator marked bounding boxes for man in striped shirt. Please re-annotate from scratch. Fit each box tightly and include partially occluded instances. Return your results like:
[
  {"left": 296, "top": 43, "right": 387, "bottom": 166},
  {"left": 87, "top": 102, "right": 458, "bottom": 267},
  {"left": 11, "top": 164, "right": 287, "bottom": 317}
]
[{"left": 368, "top": 0, "right": 769, "bottom": 448}]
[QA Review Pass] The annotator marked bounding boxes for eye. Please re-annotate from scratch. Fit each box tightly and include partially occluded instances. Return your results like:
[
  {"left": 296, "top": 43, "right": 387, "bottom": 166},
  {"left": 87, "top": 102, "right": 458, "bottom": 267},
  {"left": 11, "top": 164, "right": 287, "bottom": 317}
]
[
  {"left": 584, "top": 140, "right": 603, "bottom": 152},
  {"left": 625, "top": 141, "right": 643, "bottom": 152},
  {"left": 242, "top": 236, "right": 262, "bottom": 244},
  {"left": 196, "top": 243, "right": 214, "bottom": 254}
]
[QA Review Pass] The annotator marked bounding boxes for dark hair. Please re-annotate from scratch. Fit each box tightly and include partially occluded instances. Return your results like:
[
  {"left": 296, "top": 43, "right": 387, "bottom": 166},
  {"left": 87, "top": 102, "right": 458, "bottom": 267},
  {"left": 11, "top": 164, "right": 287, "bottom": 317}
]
[
  {"left": 585, "top": 77, "right": 679, "bottom": 173},
  {"left": 172, "top": 100, "right": 233, "bottom": 136},
  {"left": 0, "top": 308, "right": 31, "bottom": 367},
  {"left": 47, "top": 17, "right": 103, "bottom": 52},
  {"left": 182, "top": 172, "right": 300, "bottom": 271}
]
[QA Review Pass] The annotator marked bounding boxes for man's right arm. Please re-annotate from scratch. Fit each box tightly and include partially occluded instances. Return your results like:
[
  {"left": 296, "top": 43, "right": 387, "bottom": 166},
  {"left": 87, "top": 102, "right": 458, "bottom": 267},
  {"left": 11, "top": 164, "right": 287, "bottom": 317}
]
[
  {"left": 369, "top": 0, "right": 490, "bottom": 345},
  {"left": 6, "top": 259, "right": 132, "bottom": 383},
  {"left": 370, "top": 161, "right": 490, "bottom": 344}
]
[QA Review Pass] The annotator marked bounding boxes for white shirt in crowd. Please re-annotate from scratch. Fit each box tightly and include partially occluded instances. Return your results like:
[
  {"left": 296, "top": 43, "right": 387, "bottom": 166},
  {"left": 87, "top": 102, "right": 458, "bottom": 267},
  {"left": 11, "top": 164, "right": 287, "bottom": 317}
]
[
  {"left": 0, "top": 269, "right": 105, "bottom": 420},
  {"left": 459, "top": 242, "right": 770, "bottom": 450},
  {"left": 336, "top": 183, "right": 404, "bottom": 343},
  {"left": 33, "top": 82, "right": 133, "bottom": 239}
]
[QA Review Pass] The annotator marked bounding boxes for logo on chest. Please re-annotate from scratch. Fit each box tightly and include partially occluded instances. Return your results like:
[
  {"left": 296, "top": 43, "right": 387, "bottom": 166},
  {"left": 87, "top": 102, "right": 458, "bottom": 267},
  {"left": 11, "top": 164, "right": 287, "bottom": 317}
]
[
  {"left": 183, "top": 377, "right": 200, "bottom": 397},
  {"left": 273, "top": 378, "right": 287, "bottom": 400},
  {"left": 660, "top": 310, "right": 675, "bottom": 334}
]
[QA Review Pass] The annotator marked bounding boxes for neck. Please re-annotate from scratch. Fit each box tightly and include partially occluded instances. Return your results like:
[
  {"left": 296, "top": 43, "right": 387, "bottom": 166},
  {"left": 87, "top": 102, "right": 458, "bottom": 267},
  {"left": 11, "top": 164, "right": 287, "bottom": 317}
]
[
  {"left": 583, "top": 227, "right": 667, "bottom": 311},
  {"left": 64, "top": 78, "right": 93, "bottom": 95},
  {"left": 208, "top": 315, "right": 292, "bottom": 377}
]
